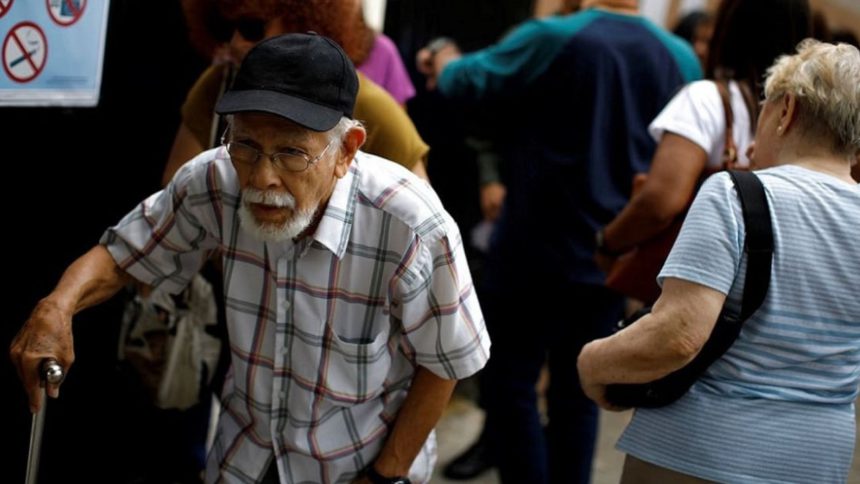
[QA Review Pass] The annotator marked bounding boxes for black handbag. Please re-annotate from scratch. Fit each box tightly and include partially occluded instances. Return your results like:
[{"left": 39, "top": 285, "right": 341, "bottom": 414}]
[{"left": 605, "top": 170, "right": 773, "bottom": 408}]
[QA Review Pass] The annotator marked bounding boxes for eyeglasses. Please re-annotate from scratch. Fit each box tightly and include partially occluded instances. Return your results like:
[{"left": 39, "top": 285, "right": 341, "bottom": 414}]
[{"left": 222, "top": 134, "right": 334, "bottom": 173}]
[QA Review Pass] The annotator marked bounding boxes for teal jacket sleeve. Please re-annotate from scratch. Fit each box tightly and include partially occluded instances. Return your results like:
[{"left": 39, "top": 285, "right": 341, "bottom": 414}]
[
  {"left": 436, "top": 16, "right": 577, "bottom": 101},
  {"left": 436, "top": 10, "right": 702, "bottom": 100}
]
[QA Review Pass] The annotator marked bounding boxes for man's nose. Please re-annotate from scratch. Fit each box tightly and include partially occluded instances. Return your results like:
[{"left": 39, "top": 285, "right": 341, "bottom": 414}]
[{"left": 248, "top": 157, "right": 284, "bottom": 191}]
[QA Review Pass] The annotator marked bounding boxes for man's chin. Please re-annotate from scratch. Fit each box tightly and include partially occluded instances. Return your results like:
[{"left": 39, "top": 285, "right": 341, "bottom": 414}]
[
  {"left": 251, "top": 214, "right": 289, "bottom": 229},
  {"left": 244, "top": 220, "right": 295, "bottom": 243},
  {"left": 239, "top": 209, "right": 288, "bottom": 243}
]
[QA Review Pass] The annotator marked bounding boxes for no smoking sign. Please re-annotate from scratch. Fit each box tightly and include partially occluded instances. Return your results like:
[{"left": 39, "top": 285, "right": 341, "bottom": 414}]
[
  {"left": 47, "top": 0, "right": 86, "bottom": 27},
  {"left": 3, "top": 22, "right": 48, "bottom": 83},
  {"left": 0, "top": 0, "right": 14, "bottom": 20}
]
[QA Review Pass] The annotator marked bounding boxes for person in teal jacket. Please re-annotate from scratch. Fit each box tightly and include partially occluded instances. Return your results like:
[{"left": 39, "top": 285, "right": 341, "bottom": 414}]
[{"left": 418, "top": 1, "right": 700, "bottom": 482}]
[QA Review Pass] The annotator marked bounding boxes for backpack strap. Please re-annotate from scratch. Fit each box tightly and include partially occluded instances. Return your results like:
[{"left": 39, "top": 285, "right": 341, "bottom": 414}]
[{"left": 727, "top": 170, "right": 773, "bottom": 321}]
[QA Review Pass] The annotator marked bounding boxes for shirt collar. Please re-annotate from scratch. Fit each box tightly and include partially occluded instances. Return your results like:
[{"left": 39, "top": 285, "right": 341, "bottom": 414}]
[{"left": 309, "top": 158, "right": 360, "bottom": 259}]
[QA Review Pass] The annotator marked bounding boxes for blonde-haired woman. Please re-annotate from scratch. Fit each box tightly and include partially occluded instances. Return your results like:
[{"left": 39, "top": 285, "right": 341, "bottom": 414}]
[{"left": 579, "top": 39, "right": 860, "bottom": 483}]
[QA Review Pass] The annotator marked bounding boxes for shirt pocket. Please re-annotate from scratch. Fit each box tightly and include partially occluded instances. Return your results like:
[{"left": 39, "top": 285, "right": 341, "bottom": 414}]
[{"left": 320, "top": 317, "right": 392, "bottom": 405}]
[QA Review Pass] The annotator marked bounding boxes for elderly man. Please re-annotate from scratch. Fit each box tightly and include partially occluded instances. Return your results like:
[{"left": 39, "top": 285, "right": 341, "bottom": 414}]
[{"left": 11, "top": 33, "right": 489, "bottom": 484}]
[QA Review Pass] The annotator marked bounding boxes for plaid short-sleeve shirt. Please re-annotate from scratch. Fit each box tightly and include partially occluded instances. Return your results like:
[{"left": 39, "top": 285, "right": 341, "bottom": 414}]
[{"left": 102, "top": 149, "right": 490, "bottom": 483}]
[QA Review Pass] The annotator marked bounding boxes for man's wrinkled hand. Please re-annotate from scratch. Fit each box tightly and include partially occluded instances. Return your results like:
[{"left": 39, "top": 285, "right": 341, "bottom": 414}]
[{"left": 9, "top": 298, "right": 75, "bottom": 413}]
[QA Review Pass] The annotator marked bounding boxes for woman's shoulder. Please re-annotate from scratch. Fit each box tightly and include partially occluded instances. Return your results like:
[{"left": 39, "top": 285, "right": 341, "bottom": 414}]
[
  {"left": 657, "top": 80, "right": 723, "bottom": 119},
  {"left": 649, "top": 80, "right": 724, "bottom": 145},
  {"left": 758, "top": 165, "right": 860, "bottom": 193},
  {"left": 676, "top": 79, "right": 721, "bottom": 104}
]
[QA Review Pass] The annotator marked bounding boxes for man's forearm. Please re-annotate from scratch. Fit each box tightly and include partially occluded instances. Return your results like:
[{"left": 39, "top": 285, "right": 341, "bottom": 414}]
[
  {"left": 49, "top": 244, "right": 133, "bottom": 315},
  {"left": 373, "top": 367, "right": 457, "bottom": 477},
  {"left": 11, "top": 244, "right": 134, "bottom": 411}
]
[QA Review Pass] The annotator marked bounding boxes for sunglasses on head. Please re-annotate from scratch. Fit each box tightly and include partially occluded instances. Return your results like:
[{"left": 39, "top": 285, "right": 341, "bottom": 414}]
[{"left": 210, "top": 16, "right": 267, "bottom": 43}]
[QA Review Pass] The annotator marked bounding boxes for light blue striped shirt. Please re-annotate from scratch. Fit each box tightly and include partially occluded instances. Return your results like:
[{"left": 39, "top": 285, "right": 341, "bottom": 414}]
[{"left": 618, "top": 165, "right": 860, "bottom": 483}]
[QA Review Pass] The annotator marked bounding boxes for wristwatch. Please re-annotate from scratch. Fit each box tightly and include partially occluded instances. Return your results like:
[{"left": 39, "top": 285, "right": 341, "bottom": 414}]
[
  {"left": 595, "top": 227, "right": 623, "bottom": 257},
  {"left": 365, "top": 465, "right": 411, "bottom": 484}
]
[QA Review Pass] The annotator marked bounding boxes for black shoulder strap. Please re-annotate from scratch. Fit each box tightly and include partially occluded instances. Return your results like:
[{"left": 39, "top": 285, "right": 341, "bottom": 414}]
[
  {"left": 727, "top": 170, "right": 773, "bottom": 321},
  {"left": 606, "top": 171, "right": 774, "bottom": 408}
]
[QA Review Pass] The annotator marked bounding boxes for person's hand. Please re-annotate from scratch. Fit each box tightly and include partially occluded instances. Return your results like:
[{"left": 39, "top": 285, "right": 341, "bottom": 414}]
[
  {"left": 416, "top": 47, "right": 435, "bottom": 77},
  {"left": 594, "top": 250, "right": 619, "bottom": 273},
  {"left": 416, "top": 47, "right": 442, "bottom": 90},
  {"left": 594, "top": 226, "right": 624, "bottom": 273},
  {"left": 579, "top": 376, "right": 627, "bottom": 412},
  {"left": 480, "top": 182, "right": 506, "bottom": 222},
  {"left": 578, "top": 342, "right": 628, "bottom": 412},
  {"left": 416, "top": 38, "right": 461, "bottom": 91},
  {"left": 9, "top": 298, "right": 75, "bottom": 413}
]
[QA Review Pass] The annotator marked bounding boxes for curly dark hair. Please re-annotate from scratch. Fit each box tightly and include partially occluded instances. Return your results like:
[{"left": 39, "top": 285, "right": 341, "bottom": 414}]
[{"left": 182, "top": 0, "right": 374, "bottom": 64}]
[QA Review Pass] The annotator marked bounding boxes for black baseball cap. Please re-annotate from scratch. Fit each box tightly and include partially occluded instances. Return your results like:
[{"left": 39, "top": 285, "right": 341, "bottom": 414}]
[{"left": 215, "top": 32, "right": 358, "bottom": 132}]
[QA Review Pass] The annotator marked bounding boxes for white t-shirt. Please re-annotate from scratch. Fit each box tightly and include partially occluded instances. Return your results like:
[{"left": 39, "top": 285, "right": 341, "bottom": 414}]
[{"left": 649, "top": 80, "right": 753, "bottom": 169}]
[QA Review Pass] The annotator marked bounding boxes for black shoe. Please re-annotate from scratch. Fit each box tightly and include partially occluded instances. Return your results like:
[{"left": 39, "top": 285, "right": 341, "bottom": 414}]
[{"left": 443, "top": 437, "right": 494, "bottom": 480}]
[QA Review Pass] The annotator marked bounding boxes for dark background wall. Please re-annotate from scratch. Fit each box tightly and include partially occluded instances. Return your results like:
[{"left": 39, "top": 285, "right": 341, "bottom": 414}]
[{"left": 1, "top": 1, "right": 207, "bottom": 482}]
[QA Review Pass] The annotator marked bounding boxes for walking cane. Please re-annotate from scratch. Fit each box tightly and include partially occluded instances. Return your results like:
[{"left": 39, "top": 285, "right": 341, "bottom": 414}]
[{"left": 26, "top": 358, "right": 64, "bottom": 484}]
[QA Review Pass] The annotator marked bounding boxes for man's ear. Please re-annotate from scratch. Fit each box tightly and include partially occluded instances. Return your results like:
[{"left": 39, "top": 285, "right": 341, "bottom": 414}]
[{"left": 334, "top": 126, "right": 366, "bottom": 178}]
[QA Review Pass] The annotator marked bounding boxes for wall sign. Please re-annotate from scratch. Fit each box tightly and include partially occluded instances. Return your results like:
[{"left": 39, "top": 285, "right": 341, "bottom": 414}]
[{"left": 0, "top": 0, "right": 108, "bottom": 106}]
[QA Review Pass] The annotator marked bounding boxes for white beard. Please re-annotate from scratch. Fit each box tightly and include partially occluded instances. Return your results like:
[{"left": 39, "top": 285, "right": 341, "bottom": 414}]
[{"left": 238, "top": 188, "right": 317, "bottom": 243}]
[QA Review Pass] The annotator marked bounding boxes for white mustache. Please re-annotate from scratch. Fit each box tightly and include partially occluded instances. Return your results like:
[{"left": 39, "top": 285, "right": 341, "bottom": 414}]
[{"left": 242, "top": 189, "right": 296, "bottom": 209}]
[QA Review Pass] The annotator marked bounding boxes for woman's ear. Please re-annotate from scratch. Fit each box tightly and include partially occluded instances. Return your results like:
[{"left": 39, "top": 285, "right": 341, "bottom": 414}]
[
  {"left": 779, "top": 93, "right": 798, "bottom": 133},
  {"left": 333, "top": 126, "right": 366, "bottom": 178}
]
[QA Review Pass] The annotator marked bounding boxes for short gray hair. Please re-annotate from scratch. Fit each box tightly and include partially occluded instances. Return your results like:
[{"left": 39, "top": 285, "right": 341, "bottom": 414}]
[
  {"left": 327, "top": 117, "right": 365, "bottom": 156},
  {"left": 764, "top": 39, "right": 860, "bottom": 159}
]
